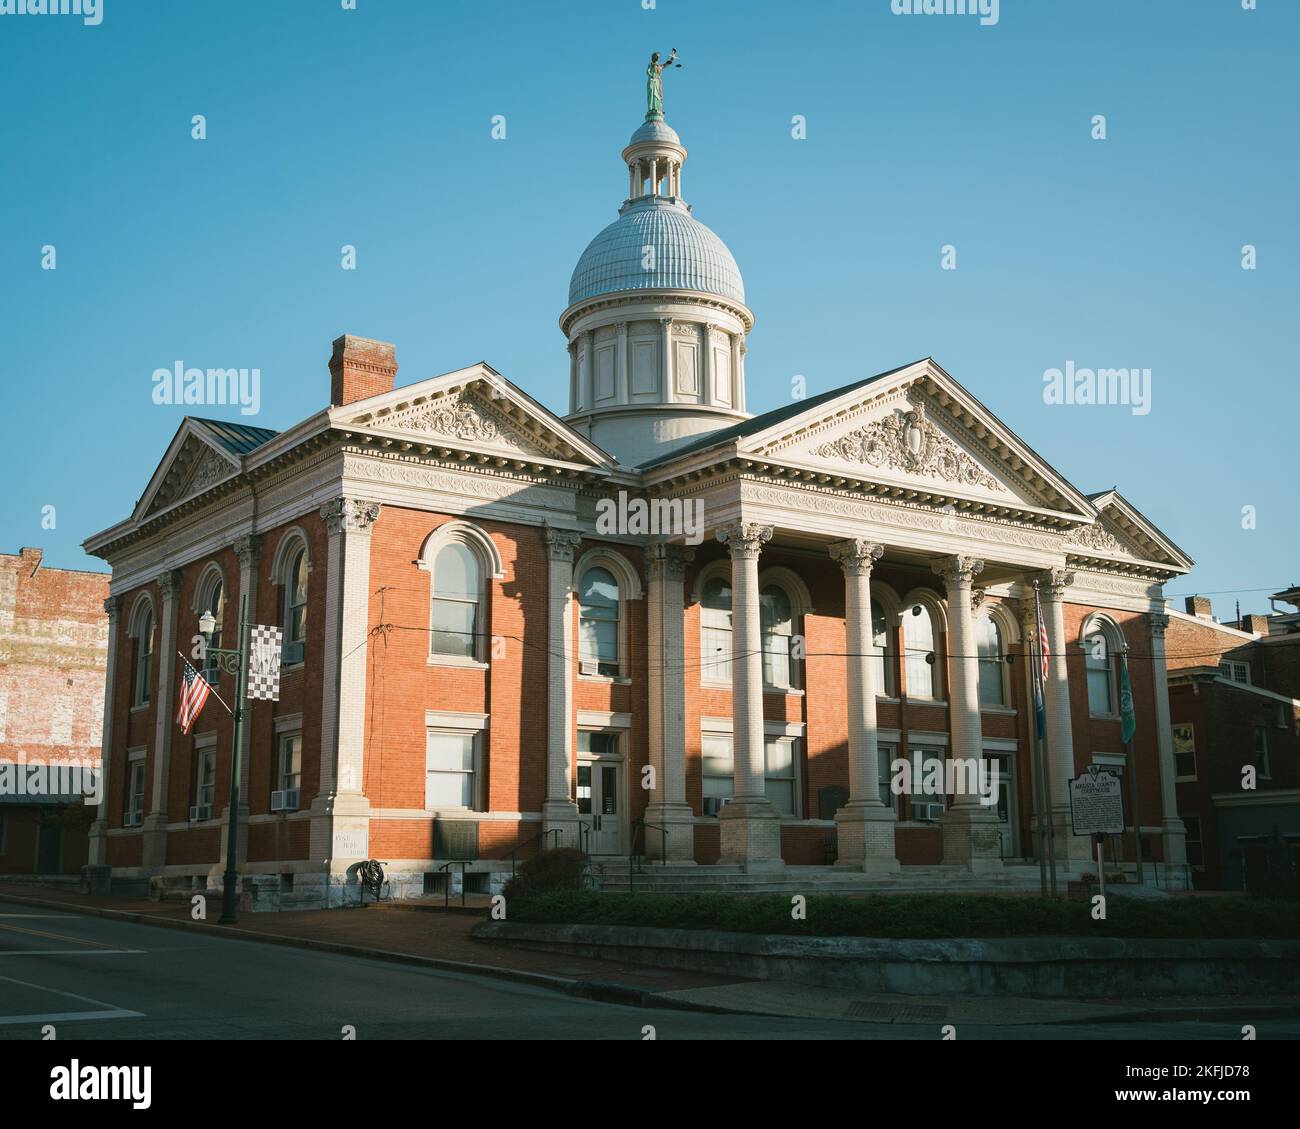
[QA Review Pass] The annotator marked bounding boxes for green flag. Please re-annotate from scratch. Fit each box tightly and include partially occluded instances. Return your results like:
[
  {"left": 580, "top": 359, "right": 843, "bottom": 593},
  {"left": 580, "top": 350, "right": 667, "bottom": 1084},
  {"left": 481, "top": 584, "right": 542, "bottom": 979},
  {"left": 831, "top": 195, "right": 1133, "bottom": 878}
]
[{"left": 1119, "top": 652, "right": 1136, "bottom": 743}]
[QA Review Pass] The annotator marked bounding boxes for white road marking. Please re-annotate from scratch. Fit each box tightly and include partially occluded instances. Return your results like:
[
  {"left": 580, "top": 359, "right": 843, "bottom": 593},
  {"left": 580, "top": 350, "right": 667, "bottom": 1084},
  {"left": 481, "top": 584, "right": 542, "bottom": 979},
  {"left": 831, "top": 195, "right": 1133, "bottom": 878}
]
[
  {"left": 0, "top": 972, "right": 145, "bottom": 1025},
  {"left": 0, "top": 949, "right": 144, "bottom": 956}
]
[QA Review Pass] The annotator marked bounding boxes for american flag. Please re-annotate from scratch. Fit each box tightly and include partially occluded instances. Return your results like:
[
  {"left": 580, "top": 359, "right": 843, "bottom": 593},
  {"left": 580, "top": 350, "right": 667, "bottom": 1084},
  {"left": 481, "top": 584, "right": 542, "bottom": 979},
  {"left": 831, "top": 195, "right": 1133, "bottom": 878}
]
[
  {"left": 1033, "top": 595, "right": 1050, "bottom": 740},
  {"left": 176, "top": 658, "right": 211, "bottom": 735},
  {"left": 1036, "top": 600, "right": 1051, "bottom": 680}
]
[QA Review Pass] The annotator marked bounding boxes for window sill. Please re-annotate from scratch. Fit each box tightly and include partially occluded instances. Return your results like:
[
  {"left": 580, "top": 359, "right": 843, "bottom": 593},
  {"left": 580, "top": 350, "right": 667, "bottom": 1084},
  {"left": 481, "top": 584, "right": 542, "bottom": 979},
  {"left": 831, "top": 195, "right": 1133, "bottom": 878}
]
[
  {"left": 980, "top": 705, "right": 1017, "bottom": 716},
  {"left": 427, "top": 656, "right": 489, "bottom": 671},
  {"left": 700, "top": 680, "right": 732, "bottom": 691},
  {"left": 763, "top": 686, "right": 804, "bottom": 697},
  {"left": 905, "top": 699, "right": 949, "bottom": 709},
  {"left": 877, "top": 695, "right": 900, "bottom": 704},
  {"left": 578, "top": 673, "right": 631, "bottom": 686},
  {"left": 130, "top": 703, "right": 150, "bottom": 714},
  {"left": 281, "top": 663, "right": 304, "bottom": 676},
  {"left": 1089, "top": 713, "right": 1121, "bottom": 722}
]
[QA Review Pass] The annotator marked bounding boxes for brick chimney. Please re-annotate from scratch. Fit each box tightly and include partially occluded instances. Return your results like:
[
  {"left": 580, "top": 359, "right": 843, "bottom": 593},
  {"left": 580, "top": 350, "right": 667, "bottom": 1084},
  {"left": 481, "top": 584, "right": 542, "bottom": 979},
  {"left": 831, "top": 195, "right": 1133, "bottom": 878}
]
[
  {"left": 1185, "top": 595, "right": 1213, "bottom": 620},
  {"left": 329, "top": 334, "right": 397, "bottom": 407},
  {"left": 1241, "top": 614, "right": 1271, "bottom": 636}
]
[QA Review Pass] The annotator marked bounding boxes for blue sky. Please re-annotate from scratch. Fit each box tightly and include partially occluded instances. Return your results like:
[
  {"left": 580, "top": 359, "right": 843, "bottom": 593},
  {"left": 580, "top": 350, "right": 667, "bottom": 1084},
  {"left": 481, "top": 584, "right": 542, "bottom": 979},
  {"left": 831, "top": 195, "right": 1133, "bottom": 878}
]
[{"left": 1, "top": 0, "right": 1295, "bottom": 617}]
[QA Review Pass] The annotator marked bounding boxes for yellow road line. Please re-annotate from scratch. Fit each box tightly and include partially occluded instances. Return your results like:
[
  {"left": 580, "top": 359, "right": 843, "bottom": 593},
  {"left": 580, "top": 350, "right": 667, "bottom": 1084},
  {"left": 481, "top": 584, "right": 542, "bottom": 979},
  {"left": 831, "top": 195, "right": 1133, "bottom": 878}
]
[{"left": 0, "top": 922, "right": 120, "bottom": 949}]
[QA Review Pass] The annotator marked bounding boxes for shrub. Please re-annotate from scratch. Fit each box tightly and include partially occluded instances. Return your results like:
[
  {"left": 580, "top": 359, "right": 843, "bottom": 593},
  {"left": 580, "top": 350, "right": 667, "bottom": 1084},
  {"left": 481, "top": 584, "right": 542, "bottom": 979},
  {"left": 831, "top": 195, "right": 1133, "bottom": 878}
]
[{"left": 501, "top": 847, "right": 590, "bottom": 903}]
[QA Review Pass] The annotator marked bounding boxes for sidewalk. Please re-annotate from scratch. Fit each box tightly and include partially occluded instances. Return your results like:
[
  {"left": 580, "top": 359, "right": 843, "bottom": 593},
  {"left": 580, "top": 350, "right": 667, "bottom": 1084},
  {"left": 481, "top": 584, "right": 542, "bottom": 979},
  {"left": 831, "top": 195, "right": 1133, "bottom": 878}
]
[{"left": 2, "top": 881, "right": 1295, "bottom": 1027}]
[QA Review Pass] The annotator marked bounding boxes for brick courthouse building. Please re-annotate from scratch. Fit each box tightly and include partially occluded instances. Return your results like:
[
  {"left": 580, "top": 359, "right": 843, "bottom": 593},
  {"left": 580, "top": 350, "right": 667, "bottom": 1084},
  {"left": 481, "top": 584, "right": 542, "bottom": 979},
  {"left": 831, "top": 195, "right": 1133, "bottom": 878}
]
[{"left": 84, "top": 104, "right": 1196, "bottom": 907}]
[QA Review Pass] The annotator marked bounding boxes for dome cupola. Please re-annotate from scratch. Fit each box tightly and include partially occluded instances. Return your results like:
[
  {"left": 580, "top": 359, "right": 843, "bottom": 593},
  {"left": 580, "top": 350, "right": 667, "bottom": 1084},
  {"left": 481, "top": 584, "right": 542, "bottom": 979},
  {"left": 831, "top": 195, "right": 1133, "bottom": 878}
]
[{"left": 561, "top": 55, "right": 753, "bottom": 467}]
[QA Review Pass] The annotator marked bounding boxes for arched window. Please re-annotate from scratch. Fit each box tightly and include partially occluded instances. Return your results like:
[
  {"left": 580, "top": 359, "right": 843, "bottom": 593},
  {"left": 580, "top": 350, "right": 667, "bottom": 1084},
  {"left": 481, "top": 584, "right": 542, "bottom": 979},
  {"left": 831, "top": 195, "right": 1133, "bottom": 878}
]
[
  {"left": 701, "top": 575, "right": 733, "bottom": 684},
  {"left": 871, "top": 598, "right": 891, "bottom": 696},
  {"left": 760, "top": 584, "right": 794, "bottom": 689},
  {"left": 1084, "top": 619, "right": 1121, "bottom": 717},
  {"left": 578, "top": 566, "right": 620, "bottom": 676},
  {"left": 194, "top": 567, "right": 224, "bottom": 681},
  {"left": 976, "top": 614, "right": 1005, "bottom": 707},
  {"left": 903, "top": 602, "right": 938, "bottom": 700},
  {"left": 285, "top": 546, "right": 309, "bottom": 651},
  {"left": 431, "top": 542, "right": 481, "bottom": 658},
  {"left": 131, "top": 599, "right": 155, "bottom": 708}
]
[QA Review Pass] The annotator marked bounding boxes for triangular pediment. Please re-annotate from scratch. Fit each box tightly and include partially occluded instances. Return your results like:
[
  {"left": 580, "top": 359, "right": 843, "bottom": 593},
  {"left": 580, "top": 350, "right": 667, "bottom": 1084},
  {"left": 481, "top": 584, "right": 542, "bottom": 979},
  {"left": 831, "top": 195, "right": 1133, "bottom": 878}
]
[
  {"left": 334, "top": 363, "right": 615, "bottom": 468},
  {"left": 133, "top": 421, "right": 243, "bottom": 521},
  {"left": 1072, "top": 490, "right": 1193, "bottom": 572}
]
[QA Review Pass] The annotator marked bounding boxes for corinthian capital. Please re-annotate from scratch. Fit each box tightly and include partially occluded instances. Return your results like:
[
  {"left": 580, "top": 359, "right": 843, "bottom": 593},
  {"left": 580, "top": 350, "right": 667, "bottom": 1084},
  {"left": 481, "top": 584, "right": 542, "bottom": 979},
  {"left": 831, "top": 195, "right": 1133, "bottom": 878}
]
[
  {"left": 543, "top": 524, "right": 583, "bottom": 563},
  {"left": 1148, "top": 611, "right": 1170, "bottom": 638},
  {"left": 103, "top": 594, "right": 122, "bottom": 622},
  {"left": 646, "top": 542, "right": 694, "bottom": 582},
  {"left": 1036, "top": 567, "right": 1076, "bottom": 599},
  {"left": 829, "top": 538, "right": 885, "bottom": 577},
  {"left": 716, "top": 521, "right": 773, "bottom": 561},
  {"left": 320, "top": 498, "right": 381, "bottom": 535},
  {"left": 233, "top": 533, "right": 262, "bottom": 567},
  {"left": 932, "top": 554, "right": 984, "bottom": 590},
  {"left": 156, "top": 568, "right": 183, "bottom": 601}
]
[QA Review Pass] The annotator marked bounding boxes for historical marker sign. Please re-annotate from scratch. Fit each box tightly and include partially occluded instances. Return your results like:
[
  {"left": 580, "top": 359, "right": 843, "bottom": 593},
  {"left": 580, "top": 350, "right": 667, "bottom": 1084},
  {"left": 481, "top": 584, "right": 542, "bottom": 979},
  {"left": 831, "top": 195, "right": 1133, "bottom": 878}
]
[{"left": 1069, "top": 767, "right": 1125, "bottom": 836}]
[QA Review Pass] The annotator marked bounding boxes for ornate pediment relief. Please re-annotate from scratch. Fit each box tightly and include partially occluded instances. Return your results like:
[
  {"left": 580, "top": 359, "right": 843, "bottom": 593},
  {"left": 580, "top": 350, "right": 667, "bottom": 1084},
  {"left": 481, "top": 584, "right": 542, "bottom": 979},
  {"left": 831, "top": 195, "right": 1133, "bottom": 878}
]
[
  {"left": 145, "top": 438, "right": 238, "bottom": 517},
  {"left": 1064, "top": 513, "right": 1147, "bottom": 562},
  {"left": 349, "top": 389, "right": 562, "bottom": 459},
  {"left": 768, "top": 392, "right": 1044, "bottom": 504}
]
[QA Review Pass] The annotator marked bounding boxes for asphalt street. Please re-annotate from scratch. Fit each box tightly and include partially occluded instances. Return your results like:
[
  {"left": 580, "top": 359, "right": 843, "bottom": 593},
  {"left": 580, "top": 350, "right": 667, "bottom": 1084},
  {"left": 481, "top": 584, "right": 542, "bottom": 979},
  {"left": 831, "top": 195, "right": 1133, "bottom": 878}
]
[{"left": 0, "top": 908, "right": 1294, "bottom": 1041}]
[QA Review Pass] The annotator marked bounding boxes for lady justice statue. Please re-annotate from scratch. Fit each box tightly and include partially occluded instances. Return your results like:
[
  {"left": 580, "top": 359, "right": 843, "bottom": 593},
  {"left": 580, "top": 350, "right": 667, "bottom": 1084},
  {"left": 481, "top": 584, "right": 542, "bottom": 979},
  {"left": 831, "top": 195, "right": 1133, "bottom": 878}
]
[{"left": 646, "top": 49, "right": 680, "bottom": 120}]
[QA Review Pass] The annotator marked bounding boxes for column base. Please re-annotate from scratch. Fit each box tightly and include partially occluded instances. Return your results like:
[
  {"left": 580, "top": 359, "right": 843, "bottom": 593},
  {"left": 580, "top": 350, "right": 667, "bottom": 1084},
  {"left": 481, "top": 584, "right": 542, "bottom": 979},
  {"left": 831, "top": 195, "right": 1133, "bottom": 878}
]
[
  {"left": 308, "top": 790, "right": 372, "bottom": 865},
  {"left": 140, "top": 813, "right": 169, "bottom": 870},
  {"left": 834, "top": 801, "right": 900, "bottom": 873},
  {"left": 1161, "top": 816, "right": 1188, "bottom": 869},
  {"left": 718, "top": 798, "right": 784, "bottom": 871},
  {"left": 642, "top": 802, "right": 698, "bottom": 864},
  {"left": 543, "top": 800, "right": 583, "bottom": 851},
  {"left": 87, "top": 819, "right": 108, "bottom": 866},
  {"left": 1050, "top": 806, "right": 1096, "bottom": 865},
  {"left": 941, "top": 805, "right": 1005, "bottom": 870}
]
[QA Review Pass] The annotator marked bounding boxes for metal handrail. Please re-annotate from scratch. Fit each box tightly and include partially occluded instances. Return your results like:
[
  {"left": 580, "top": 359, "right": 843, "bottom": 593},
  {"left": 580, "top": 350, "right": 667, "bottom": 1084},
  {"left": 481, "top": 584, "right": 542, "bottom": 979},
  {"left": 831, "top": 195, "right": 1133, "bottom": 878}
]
[
  {"left": 576, "top": 820, "right": 592, "bottom": 856},
  {"left": 509, "top": 827, "right": 562, "bottom": 878},
  {"left": 628, "top": 819, "right": 669, "bottom": 892},
  {"left": 437, "top": 860, "right": 467, "bottom": 908}
]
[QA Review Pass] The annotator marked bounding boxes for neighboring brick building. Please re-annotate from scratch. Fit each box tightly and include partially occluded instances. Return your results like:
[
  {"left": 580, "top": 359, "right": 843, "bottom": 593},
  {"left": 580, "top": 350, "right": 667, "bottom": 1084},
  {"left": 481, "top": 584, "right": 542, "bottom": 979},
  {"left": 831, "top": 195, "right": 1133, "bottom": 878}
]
[
  {"left": 1166, "top": 594, "right": 1300, "bottom": 891},
  {"left": 0, "top": 547, "right": 110, "bottom": 875},
  {"left": 83, "top": 100, "right": 1199, "bottom": 908}
]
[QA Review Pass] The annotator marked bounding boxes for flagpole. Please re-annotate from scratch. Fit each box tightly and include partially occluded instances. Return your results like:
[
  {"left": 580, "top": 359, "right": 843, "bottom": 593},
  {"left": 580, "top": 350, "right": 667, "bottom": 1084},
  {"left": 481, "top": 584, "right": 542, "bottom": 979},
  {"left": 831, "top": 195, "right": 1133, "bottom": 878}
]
[
  {"left": 177, "top": 651, "right": 233, "bottom": 716},
  {"left": 1028, "top": 658, "right": 1048, "bottom": 898},
  {"left": 1033, "top": 581, "right": 1058, "bottom": 897}
]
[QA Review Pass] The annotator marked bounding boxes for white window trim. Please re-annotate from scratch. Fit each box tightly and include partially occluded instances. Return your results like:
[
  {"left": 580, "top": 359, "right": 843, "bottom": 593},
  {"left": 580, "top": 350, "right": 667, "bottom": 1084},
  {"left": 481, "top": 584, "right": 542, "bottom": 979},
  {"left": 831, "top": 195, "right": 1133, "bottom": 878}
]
[
  {"left": 575, "top": 548, "right": 641, "bottom": 683},
  {"left": 698, "top": 719, "right": 805, "bottom": 818},
  {"left": 695, "top": 559, "right": 734, "bottom": 688},
  {"left": 901, "top": 589, "right": 947, "bottom": 703},
  {"left": 1080, "top": 613, "right": 1123, "bottom": 720},
  {"left": 1172, "top": 722, "right": 1197, "bottom": 782},
  {"left": 577, "top": 710, "right": 632, "bottom": 730},
  {"left": 276, "top": 730, "right": 304, "bottom": 794},
  {"left": 757, "top": 566, "right": 813, "bottom": 695},
  {"left": 419, "top": 522, "right": 504, "bottom": 668},
  {"left": 270, "top": 528, "right": 313, "bottom": 666},
  {"left": 975, "top": 605, "right": 1019, "bottom": 713},
  {"left": 424, "top": 710, "right": 489, "bottom": 813},
  {"left": 128, "top": 592, "right": 156, "bottom": 711}
]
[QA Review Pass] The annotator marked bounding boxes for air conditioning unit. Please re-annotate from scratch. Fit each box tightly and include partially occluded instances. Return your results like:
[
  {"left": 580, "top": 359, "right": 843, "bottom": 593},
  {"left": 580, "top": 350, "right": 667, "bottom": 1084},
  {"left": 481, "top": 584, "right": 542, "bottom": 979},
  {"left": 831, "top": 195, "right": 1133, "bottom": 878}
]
[
  {"left": 282, "top": 640, "right": 304, "bottom": 665},
  {"left": 270, "top": 788, "right": 300, "bottom": 813},
  {"left": 702, "top": 797, "right": 731, "bottom": 816},
  {"left": 123, "top": 810, "right": 142, "bottom": 828},
  {"left": 189, "top": 804, "right": 212, "bottom": 822},
  {"left": 913, "top": 802, "right": 944, "bottom": 822},
  {"left": 579, "top": 660, "right": 600, "bottom": 677}
]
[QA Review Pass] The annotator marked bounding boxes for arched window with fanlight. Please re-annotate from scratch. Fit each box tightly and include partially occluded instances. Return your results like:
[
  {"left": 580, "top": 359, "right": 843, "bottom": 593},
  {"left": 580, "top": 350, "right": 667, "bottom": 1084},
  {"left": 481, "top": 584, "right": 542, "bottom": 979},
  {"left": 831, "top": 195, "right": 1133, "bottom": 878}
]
[
  {"left": 760, "top": 584, "right": 794, "bottom": 689},
  {"left": 129, "top": 596, "right": 155, "bottom": 708},
  {"left": 1083, "top": 618, "right": 1121, "bottom": 717},
  {"left": 194, "top": 566, "right": 225, "bottom": 683},
  {"left": 975, "top": 613, "right": 1005, "bottom": 707},
  {"left": 578, "top": 566, "right": 621, "bottom": 676},
  {"left": 431, "top": 542, "right": 481, "bottom": 659},
  {"left": 903, "top": 601, "right": 939, "bottom": 701},
  {"left": 284, "top": 545, "right": 309, "bottom": 660},
  {"left": 871, "top": 598, "right": 894, "bottom": 697},
  {"left": 700, "top": 575, "right": 733, "bottom": 684}
]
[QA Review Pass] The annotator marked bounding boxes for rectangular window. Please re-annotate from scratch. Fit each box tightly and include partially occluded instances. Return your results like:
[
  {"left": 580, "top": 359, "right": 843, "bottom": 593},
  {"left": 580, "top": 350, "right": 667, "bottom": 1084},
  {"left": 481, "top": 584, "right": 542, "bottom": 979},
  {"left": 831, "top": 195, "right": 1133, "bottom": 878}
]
[
  {"left": 127, "top": 761, "right": 146, "bottom": 826},
  {"left": 278, "top": 733, "right": 302, "bottom": 792},
  {"left": 1173, "top": 723, "right": 1196, "bottom": 780},
  {"left": 701, "top": 623, "right": 732, "bottom": 684},
  {"left": 1219, "top": 661, "right": 1250, "bottom": 684},
  {"left": 195, "top": 747, "right": 216, "bottom": 810},
  {"left": 765, "top": 737, "right": 797, "bottom": 816},
  {"left": 908, "top": 747, "right": 946, "bottom": 821},
  {"left": 1252, "top": 723, "right": 1271, "bottom": 779},
  {"left": 426, "top": 730, "right": 479, "bottom": 810},
  {"left": 878, "top": 742, "right": 898, "bottom": 809},
  {"left": 1182, "top": 813, "right": 1203, "bottom": 868},
  {"left": 701, "top": 734, "right": 734, "bottom": 815}
]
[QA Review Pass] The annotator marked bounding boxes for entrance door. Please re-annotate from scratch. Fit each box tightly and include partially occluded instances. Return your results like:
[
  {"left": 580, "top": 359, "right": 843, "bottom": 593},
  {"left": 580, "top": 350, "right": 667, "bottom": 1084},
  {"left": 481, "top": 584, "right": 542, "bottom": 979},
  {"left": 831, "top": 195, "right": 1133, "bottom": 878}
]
[
  {"left": 577, "top": 731, "right": 624, "bottom": 855},
  {"left": 987, "top": 753, "right": 1017, "bottom": 858},
  {"left": 37, "top": 823, "right": 62, "bottom": 874}
]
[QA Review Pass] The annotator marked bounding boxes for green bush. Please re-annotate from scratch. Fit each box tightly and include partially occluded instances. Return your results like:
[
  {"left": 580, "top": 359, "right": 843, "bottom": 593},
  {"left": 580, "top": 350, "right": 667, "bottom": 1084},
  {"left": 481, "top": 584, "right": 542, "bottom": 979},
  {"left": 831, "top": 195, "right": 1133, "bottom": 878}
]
[
  {"left": 504, "top": 890, "right": 1300, "bottom": 940},
  {"left": 501, "top": 847, "right": 590, "bottom": 902}
]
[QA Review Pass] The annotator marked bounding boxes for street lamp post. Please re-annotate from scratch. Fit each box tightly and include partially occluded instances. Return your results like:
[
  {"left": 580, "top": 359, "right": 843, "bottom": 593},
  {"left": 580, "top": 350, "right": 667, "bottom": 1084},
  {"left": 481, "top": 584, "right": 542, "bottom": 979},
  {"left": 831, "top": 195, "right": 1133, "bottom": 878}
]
[{"left": 200, "top": 591, "right": 251, "bottom": 925}]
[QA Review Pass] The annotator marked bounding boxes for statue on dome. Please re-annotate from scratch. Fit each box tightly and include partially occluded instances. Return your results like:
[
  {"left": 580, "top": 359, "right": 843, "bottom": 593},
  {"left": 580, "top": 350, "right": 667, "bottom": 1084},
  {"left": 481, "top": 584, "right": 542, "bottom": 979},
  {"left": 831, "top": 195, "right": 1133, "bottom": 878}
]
[{"left": 646, "top": 49, "right": 679, "bottom": 119}]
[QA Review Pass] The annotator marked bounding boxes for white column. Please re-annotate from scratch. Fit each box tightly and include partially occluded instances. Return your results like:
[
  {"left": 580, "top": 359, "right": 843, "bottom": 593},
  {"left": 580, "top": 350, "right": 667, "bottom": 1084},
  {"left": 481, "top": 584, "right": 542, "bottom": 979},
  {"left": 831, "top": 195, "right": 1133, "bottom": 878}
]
[
  {"left": 660, "top": 318, "right": 674, "bottom": 401},
  {"left": 645, "top": 543, "right": 696, "bottom": 863},
  {"left": 701, "top": 324, "right": 714, "bottom": 405},
  {"left": 933, "top": 555, "right": 1003, "bottom": 868},
  {"left": 1148, "top": 611, "right": 1189, "bottom": 883},
  {"left": 88, "top": 595, "right": 122, "bottom": 866},
  {"left": 716, "top": 521, "right": 783, "bottom": 870},
  {"left": 142, "top": 568, "right": 181, "bottom": 870},
  {"left": 629, "top": 162, "right": 637, "bottom": 199},
  {"left": 829, "top": 540, "right": 898, "bottom": 872},
  {"left": 615, "top": 321, "right": 629, "bottom": 403},
  {"left": 1038, "top": 567, "right": 1089, "bottom": 864},
  {"left": 543, "top": 524, "right": 583, "bottom": 845},
  {"left": 735, "top": 338, "right": 747, "bottom": 412},
  {"left": 217, "top": 535, "right": 261, "bottom": 879},
  {"left": 309, "top": 498, "right": 380, "bottom": 906}
]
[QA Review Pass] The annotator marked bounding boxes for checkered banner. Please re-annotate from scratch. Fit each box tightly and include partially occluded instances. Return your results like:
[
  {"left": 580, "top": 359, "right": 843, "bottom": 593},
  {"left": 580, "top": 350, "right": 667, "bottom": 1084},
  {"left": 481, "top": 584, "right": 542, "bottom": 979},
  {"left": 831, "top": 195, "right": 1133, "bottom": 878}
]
[{"left": 247, "top": 624, "right": 283, "bottom": 701}]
